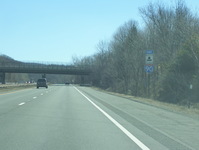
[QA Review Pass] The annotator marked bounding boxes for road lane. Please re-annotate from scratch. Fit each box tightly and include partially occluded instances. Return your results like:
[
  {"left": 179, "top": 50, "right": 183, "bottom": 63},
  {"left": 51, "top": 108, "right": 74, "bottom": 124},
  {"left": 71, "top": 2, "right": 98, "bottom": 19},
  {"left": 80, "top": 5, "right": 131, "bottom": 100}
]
[
  {"left": 0, "top": 85, "right": 199, "bottom": 150},
  {"left": 0, "top": 86, "right": 52, "bottom": 115},
  {"left": 74, "top": 86, "right": 150, "bottom": 150},
  {"left": 0, "top": 85, "right": 144, "bottom": 150}
]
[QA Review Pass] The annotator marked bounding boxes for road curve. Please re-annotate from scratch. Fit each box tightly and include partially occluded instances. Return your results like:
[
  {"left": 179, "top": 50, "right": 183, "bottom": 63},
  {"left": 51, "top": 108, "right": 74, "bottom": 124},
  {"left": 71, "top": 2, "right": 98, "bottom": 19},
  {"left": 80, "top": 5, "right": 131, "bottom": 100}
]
[{"left": 0, "top": 85, "right": 198, "bottom": 150}]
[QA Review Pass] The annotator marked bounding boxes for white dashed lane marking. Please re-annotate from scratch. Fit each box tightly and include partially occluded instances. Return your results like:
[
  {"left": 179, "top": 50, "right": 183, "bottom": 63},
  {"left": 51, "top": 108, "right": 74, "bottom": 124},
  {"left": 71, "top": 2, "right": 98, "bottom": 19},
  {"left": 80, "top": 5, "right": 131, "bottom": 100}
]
[
  {"left": 18, "top": 90, "right": 50, "bottom": 107},
  {"left": 18, "top": 102, "right": 25, "bottom": 106}
]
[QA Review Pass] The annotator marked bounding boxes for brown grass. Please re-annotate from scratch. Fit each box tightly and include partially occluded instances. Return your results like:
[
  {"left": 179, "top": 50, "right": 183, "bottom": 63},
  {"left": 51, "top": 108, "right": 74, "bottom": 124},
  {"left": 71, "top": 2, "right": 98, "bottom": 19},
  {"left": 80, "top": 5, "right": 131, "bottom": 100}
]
[{"left": 92, "top": 87, "right": 199, "bottom": 119}]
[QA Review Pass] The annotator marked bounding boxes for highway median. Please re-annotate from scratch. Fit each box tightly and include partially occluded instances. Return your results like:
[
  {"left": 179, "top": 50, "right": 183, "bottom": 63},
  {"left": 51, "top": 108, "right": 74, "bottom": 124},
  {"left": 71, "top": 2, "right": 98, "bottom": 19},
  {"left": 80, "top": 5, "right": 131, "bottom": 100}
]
[{"left": 0, "top": 83, "right": 36, "bottom": 93}]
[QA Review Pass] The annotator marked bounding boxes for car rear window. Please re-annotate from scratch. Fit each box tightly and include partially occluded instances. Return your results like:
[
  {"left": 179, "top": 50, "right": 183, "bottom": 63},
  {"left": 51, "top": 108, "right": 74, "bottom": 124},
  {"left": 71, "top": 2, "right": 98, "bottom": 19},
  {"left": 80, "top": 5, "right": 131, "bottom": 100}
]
[{"left": 37, "top": 79, "right": 46, "bottom": 82}]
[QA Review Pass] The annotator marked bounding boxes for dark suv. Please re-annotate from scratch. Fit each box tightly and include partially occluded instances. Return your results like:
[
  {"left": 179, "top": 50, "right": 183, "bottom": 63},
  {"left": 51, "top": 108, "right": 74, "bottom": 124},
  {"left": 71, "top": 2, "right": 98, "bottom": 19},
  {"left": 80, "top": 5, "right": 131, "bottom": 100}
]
[{"left": 37, "top": 78, "right": 48, "bottom": 88}]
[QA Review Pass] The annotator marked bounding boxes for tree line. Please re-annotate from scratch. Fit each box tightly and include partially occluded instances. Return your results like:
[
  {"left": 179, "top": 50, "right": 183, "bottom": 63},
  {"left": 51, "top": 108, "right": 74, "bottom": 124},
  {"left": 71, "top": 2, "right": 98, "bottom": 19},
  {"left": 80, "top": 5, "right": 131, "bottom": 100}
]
[{"left": 74, "top": 1, "right": 199, "bottom": 106}]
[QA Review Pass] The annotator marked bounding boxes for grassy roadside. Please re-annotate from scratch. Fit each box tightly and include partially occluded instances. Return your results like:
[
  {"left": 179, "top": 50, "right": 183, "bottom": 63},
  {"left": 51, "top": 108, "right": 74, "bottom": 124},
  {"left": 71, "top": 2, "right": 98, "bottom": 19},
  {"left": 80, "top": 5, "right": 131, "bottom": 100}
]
[
  {"left": 91, "top": 87, "right": 199, "bottom": 120},
  {"left": 0, "top": 84, "right": 36, "bottom": 94}
]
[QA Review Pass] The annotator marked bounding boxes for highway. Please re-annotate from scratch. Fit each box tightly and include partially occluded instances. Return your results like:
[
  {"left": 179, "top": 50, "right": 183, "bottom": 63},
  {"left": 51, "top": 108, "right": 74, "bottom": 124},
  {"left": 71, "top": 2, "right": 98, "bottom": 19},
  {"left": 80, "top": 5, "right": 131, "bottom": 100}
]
[{"left": 0, "top": 85, "right": 199, "bottom": 150}]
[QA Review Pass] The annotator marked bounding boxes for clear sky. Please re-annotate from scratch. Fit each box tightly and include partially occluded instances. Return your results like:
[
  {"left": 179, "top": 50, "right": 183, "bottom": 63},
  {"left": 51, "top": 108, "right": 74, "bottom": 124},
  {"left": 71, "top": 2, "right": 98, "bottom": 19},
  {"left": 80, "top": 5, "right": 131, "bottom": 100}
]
[{"left": 0, "top": 0, "right": 198, "bottom": 63}]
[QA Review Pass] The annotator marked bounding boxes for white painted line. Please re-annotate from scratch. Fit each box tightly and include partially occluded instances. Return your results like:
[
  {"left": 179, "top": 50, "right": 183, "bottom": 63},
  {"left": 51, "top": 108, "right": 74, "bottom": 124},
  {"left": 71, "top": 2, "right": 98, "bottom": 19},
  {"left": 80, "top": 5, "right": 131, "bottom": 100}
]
[
  {"left": 33, "top": 97, "right": 37, "bottom": 99},
  {"left": 18, "top": 102, "right": 25, "bottom": 106},
  {"left": 74, "top": 87, "right": 150, "bottom": 150}
]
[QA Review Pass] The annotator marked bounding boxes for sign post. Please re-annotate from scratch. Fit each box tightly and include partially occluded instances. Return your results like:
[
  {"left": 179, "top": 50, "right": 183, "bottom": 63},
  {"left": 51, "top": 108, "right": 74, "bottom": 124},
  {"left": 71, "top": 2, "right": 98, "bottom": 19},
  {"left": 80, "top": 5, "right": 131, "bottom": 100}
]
[{"left": 145, "top": 50, "right": 154, "bottom": 97}]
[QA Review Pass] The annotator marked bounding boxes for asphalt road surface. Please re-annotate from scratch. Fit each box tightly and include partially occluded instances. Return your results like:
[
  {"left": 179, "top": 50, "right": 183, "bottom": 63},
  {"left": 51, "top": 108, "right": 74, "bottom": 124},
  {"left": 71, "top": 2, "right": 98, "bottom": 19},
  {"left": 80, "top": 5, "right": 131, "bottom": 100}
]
[{"left": 0, "top": 85, "right": 199, "bottom": 150}]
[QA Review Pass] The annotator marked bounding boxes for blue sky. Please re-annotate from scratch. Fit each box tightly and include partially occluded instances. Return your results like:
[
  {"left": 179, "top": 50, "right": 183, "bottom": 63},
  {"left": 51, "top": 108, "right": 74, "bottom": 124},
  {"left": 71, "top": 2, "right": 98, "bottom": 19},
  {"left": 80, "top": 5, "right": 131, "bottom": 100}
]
[{"left": 0, "top": 0, "right": 198, "bottom": 63}]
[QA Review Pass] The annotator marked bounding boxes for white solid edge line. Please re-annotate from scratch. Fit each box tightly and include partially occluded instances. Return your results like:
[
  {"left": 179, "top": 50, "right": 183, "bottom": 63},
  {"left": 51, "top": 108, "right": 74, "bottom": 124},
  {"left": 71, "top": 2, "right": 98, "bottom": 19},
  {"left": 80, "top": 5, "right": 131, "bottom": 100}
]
[
  {"left": 74, "top": 86, "right": 150, "bottom": 150},
  {"left": 18, "top": 102, "right": 25, "bottom": 106}
]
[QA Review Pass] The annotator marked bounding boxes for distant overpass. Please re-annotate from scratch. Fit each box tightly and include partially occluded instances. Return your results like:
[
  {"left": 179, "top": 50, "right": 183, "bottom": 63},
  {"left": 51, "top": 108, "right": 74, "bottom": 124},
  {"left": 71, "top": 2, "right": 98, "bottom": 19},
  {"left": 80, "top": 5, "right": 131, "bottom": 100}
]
[{"left": 0, "top": 62, "right": 91, "bottom": 84}]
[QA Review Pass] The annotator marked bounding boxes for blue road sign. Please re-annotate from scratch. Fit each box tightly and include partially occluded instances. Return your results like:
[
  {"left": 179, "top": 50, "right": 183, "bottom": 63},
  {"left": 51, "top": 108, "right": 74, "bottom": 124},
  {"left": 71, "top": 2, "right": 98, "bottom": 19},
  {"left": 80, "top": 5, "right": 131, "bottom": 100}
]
[
  {"left": 146, "top": 50, "right": 154, "bottom": 54},
  {"left": 145, "top": 65, "right": 154, "bottom": 73}
]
